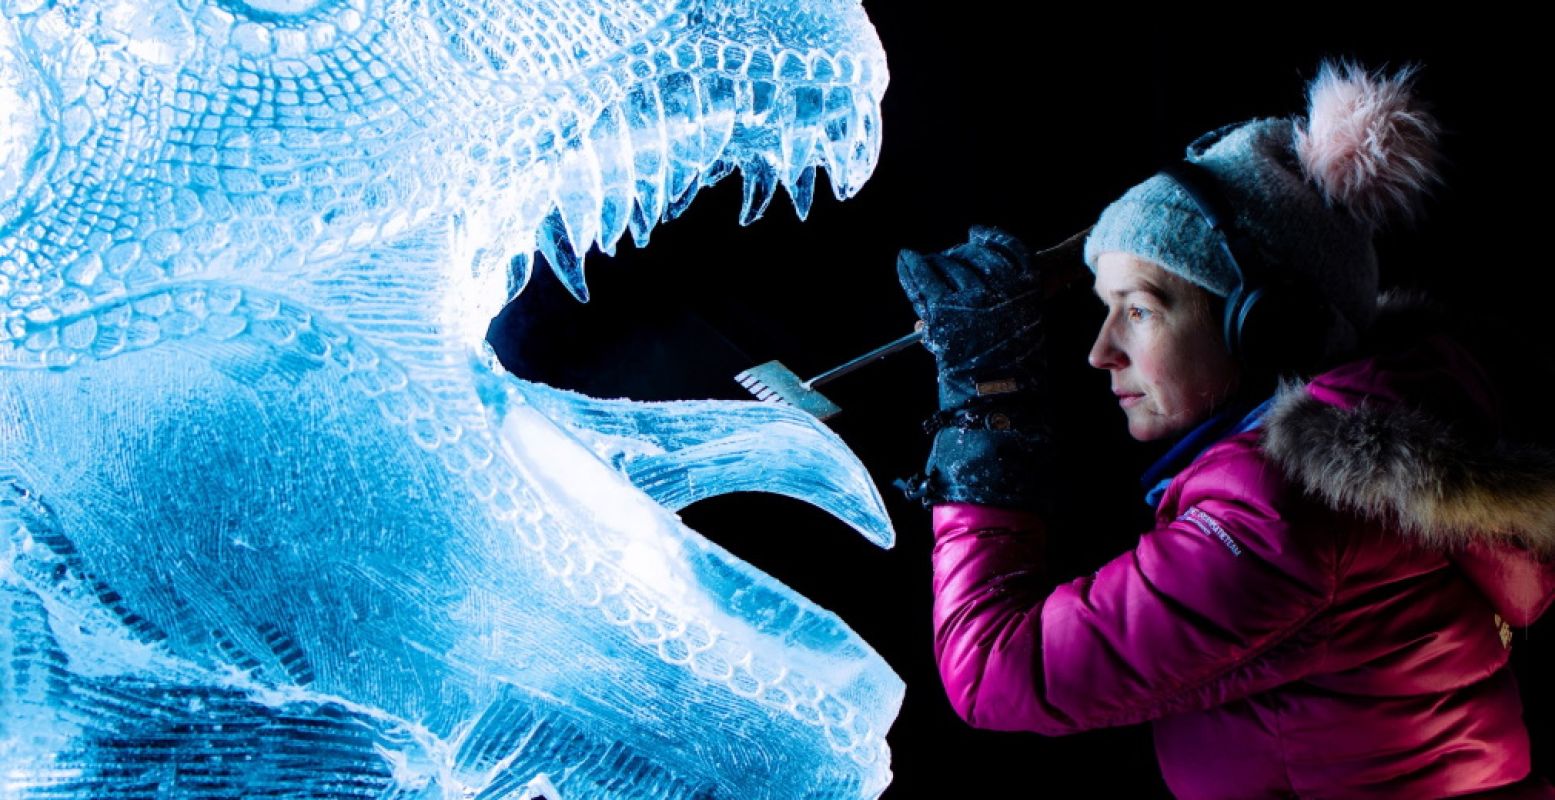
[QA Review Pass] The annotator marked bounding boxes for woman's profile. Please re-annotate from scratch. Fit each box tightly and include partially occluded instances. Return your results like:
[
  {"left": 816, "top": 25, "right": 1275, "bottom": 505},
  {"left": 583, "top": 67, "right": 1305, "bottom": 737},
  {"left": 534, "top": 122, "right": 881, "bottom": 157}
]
[{"left": 896, "top": 60, "right": 1555, "bottom": 798}]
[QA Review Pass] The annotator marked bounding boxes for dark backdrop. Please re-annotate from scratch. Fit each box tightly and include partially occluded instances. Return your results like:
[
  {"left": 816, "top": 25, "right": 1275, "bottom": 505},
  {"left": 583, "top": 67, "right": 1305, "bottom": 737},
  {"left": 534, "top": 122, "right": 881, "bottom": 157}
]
[{"left": 489, "top": 10, "right": 1552, "bottom": 798}]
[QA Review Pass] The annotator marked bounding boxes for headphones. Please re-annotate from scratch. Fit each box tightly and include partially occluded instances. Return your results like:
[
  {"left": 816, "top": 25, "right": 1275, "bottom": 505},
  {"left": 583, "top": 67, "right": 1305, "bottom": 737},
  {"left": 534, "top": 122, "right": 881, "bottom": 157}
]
[{"left": 1155, "top": 134, "right": 1348, "bottom": 378}]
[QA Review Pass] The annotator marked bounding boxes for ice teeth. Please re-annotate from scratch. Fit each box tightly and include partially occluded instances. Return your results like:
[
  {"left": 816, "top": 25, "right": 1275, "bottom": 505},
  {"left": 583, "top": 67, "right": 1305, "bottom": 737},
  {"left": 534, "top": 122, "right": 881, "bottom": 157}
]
[
  {"left": 664, "top": 159, "right": 698, "bottom": 220},
  {"left": 836, "top": 102, "right": 877, "bottom": 199},
  {"left": 625, "top": 82, "right": 667, "bottom": 247},
  {"left": 781, "top": 86, "right": 821, "bottom": 187},
  {"left": 520, "top": 45, "right": 883, "bottom": 295},
  {"left": 664, "top": 169, "right": 699, "bottom": 222},
  {"left": 589, "top": 105, "right": 633, "bottom": 257},
  {"left": 820, "top": 86, "right": 855, "bottom": 201},
  {"left": 698, "top": 74, "right": 736, "bottom": 166},
  {"left": 659, "top": 73, "right": 700, "bottom": 206},
  {"left": 845, "top": 101, "right": 880, "bottom": 198},
  {"left": 664, "top": 150, "right": 699, "bottom": 216},
  {"left": 554, "top": 118, "right": 602, "bottom": 263},
  {"left": 702, "top": 159, "right": 734, "bottom": 187},
  {"left": 738, "top": 158, "right": 777, "bottom": 227},
  {"left": 537, "top": 209, "right": 588, "bottom": 302},
  {"left": 627, "top": 196, "right": 655, "bottom": 249},
  {"left": 787, "top": 164, "right": 815, "bottom": 222}
]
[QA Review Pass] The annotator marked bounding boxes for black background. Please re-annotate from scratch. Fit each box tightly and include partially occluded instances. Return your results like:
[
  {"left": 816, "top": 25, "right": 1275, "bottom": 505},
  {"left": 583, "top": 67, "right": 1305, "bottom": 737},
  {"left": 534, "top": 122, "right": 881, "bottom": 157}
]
[{"left": 489, "top": 10, "right": 1553, "bottom": 798}]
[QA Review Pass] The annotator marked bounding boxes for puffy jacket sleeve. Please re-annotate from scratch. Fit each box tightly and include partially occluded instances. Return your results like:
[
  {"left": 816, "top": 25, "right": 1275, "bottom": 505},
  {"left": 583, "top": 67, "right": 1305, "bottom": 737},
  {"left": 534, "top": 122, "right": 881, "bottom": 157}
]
[{"left": 932, "top": 436, "right": 1338, "bottom": 734}]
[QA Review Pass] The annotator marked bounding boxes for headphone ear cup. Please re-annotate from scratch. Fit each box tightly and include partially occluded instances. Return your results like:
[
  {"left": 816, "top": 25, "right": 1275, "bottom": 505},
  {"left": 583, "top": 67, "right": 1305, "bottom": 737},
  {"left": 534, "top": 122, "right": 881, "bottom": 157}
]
[
  {"left": 1232, "top": 278, "right": 1340, "bottom": 378},
  {"left": 1221, "top": 283, "right": 1254, "bottom": 362}
]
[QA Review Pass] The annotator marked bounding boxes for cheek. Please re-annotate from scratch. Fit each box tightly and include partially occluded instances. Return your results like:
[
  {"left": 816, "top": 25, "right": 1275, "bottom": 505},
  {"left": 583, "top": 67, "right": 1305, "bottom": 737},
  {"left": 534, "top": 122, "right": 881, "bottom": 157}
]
[
  {"left": 1134, "top": 343, "right": 1181, "bottom": 401},
  {"left": 1173, "top": 341, "right": 1236, "bottom": 408},
  {"left": 1143, "top": 329, "right": 1232, "bottom": 412}
]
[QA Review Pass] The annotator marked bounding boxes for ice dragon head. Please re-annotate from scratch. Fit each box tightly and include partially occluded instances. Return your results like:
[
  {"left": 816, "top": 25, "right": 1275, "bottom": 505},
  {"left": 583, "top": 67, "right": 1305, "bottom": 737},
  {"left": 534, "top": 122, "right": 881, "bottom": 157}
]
[{"left": 0, "top": 0, "right": 887, "bottom": 346}]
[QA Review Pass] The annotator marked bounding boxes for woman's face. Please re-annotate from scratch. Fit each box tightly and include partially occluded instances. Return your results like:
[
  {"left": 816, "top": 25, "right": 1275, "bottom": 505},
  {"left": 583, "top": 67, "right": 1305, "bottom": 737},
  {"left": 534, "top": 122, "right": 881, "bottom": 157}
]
[{"left": 1088, "top": 252, "right": 1241, "bottom": 442}]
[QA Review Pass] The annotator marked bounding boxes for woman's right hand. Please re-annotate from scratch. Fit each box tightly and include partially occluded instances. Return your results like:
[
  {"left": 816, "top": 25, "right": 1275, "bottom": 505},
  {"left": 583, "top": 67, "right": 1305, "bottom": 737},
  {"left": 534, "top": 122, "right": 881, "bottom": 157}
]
[
  {"left": 894, "top": 226, "right": 1062, "bottom": 510},
  {"left": 896, "top": 225, "right": 1049, "bottom": 413}
]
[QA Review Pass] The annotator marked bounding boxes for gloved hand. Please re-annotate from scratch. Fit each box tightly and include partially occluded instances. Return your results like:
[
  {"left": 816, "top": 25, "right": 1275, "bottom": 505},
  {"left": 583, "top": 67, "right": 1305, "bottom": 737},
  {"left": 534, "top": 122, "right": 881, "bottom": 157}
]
[
  {"left": 895, "top": 225, "right": 1055, "bottom": 511},
  {"left": 897, "top": 225, "right": 1047, "bottom": 412}
]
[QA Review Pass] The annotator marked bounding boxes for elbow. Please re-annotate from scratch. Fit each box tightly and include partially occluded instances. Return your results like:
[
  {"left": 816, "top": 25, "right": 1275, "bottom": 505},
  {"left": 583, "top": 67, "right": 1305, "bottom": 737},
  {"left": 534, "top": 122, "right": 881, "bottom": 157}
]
[
  {"left": 938, "top": 674, "right": 1082, "bottom": 735},
  {"left": 939, "top": 673, "right": 982, "bottom": 728},
  {"left": 934, "top": 638, "right": 994, "bottom": 728},
  {"left": 934, "top": 642, "right": 1031, "bottom": 732},
  {"left": 941, "top": 680, "right": 995, "bottom": 730},
  {"left": 935, "top": 636, "right": 1088, "bottom": 736}
]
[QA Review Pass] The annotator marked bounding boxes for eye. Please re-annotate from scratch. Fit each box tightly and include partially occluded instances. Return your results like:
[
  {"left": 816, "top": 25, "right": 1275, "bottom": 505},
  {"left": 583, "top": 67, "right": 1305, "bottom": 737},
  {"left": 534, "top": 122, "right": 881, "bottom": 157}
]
[{"left": 1127, "top": 305, "right": 1153, "bottom": 322}]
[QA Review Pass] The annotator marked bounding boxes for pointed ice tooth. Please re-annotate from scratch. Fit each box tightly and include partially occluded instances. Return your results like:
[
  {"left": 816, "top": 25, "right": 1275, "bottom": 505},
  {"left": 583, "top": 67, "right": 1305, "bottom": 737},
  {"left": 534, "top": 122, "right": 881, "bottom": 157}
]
[
  {"left": 598, "top": 197, "right": 632, "bottom": 257},
  {"left": 822, "top": 86, "right": 854, "bottom": 141},
  {"left": 856, "top": 101, "right": 883, "bottom": 189},
  {"left": 658, "top": 72, "right": 701, "bottom": 205},
  {"left": 820, "top": 86, "right": 855, "bottom": 200},
  {"left": 554, "top": 120, "right": 602, "bottom": 261},
  {"left": 781, "top": 86, "right": 823, "bottom": 187},
  {"left": 665, "top": 158, "right": 699, "bottom": 217},
  {"left": 702, "top": 158, "right": 734, "bottom": 187},
  {"left": 589, "top": 105, "right": 633, "bottom": 257},
  {"left": 628, "top": 197, "right": 654, "bottom": 249},
  {"left": 787, "top": 164, "right": 816, "bottom": 221},
  {"left": 537, "top": 209, "right": 589, "bottom": 302},
  {"left": 664, "top": 168, "right": 700, "bottom": 222},
  {"left": 835, "top": 100, "right": 880, "bottom": 200},
  {"left": 698, "top": 74, "right": 736, "bottom": 167},
  {"left": 625, "top": 82, "right": 668, "bottom": 238},
  {"left": 738, "top": 159, "right": 777, "bottom": 226}
]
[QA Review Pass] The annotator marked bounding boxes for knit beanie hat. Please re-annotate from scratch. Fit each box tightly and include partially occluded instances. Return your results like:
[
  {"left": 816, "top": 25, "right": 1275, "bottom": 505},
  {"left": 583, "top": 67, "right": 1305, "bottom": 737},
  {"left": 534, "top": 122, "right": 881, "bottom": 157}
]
[{"left": 1083, "top": 60, "right": 1443, "bottom": 364}]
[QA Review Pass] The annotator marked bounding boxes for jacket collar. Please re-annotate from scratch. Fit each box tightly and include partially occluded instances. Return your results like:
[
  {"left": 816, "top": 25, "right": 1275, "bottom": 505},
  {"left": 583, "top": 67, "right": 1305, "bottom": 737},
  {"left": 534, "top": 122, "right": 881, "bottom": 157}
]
[
  {"left": 1257, "top": 291, "right": 1555, "bottom": 556},
  {"left": 1142, "top": 393, "right": 1274, "bottom": 507}
]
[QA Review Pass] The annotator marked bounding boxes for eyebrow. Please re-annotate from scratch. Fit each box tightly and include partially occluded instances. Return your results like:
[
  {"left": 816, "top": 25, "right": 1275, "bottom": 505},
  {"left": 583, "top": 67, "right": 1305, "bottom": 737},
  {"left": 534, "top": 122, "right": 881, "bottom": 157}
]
[{"left": 1092, "top": 280, "right": 1173, "bottom": 305}]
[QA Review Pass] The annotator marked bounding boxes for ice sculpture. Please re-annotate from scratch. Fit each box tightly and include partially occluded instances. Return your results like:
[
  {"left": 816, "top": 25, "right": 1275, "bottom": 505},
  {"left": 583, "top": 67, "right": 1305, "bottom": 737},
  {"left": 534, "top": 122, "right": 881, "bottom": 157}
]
[{"left": 0, "top": 0, "right": 899, "bottom": 796}]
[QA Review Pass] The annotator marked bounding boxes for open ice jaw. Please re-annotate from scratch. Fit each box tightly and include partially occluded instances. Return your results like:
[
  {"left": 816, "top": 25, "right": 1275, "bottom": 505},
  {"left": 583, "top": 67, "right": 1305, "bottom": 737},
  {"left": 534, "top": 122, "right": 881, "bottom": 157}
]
[
  {"left": 479, "top": 357, "right": 904, "bottom": 728},
  {"left": 498, "top": 369, "right": 896, "bottom": 549}
]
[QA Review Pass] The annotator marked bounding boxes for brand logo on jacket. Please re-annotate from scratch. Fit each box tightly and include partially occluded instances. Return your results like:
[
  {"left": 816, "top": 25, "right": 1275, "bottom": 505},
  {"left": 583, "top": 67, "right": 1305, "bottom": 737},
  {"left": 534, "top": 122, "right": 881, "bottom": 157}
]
[{"left": 1178, "top": 506, "right": 1244, "bottom": 557}]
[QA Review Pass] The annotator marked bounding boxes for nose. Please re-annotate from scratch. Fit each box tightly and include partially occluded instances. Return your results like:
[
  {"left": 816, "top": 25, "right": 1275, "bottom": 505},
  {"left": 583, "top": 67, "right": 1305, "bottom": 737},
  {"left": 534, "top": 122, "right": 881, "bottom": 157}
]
[{"left": 1088, "top": 313, "right": 1127, "bottom": 370}]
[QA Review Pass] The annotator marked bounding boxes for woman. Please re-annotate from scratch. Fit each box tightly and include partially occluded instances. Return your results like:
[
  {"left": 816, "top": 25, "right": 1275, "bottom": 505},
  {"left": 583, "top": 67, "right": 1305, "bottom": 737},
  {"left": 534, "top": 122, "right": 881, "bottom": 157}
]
[{"left": 896, "top": 61, "right": 1555, "bottom": 798}]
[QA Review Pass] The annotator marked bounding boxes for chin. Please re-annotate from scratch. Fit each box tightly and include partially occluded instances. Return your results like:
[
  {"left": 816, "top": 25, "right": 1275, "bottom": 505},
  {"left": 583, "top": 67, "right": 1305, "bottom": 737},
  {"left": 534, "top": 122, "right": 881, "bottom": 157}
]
[
  {"left": 1126, "top": 415, "right": 1181, "bottom": 443},
  {"left": 1129, "top": 426, "right": 1167, "bottom": 443}
]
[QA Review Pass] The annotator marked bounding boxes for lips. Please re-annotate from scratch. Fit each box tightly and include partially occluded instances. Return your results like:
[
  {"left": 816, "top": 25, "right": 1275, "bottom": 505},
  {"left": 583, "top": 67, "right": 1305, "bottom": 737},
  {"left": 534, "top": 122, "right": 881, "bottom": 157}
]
[{"left": 1115, "top": 390, "right": 1144, "bottom": 408}]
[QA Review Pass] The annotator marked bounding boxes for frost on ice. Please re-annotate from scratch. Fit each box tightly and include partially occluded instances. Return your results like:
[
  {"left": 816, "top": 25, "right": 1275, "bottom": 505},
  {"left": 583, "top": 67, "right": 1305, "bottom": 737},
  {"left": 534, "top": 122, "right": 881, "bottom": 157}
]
[{"left": 0, "top": 0, "right": 900, "bottom": 796}]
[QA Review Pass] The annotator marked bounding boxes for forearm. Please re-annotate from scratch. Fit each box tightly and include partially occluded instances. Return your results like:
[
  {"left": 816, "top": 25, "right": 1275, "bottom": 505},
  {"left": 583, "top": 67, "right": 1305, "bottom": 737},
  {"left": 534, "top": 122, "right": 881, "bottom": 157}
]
[
  {"left": 931, "top": 502, "right": 1077, "bottom": 734},
  {"left": 930, "top": 451, "right": 1335, "bottom": 736}
]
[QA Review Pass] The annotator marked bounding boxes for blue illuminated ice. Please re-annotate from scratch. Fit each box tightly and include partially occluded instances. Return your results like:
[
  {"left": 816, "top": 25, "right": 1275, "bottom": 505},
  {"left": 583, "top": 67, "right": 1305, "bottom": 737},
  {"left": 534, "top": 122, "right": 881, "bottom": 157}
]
[{"left": 0, "top": 0, "right": 898, "bottom": 796}]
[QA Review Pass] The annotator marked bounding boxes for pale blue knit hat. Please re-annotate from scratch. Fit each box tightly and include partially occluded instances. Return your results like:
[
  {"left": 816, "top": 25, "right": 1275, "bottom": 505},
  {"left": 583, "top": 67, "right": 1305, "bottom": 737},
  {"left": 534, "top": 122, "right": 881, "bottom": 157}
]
[{"left": 1084, "top": 61, "right": 1443, "bottom": 360}]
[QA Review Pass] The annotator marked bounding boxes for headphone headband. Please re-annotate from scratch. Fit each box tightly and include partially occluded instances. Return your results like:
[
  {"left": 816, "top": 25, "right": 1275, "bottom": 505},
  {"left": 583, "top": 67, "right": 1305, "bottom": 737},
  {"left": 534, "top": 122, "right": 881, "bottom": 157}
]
[
  {"left": 1156, "top": 161, "right": 1256, "bottom": 360},
  {"left": 1155, "top": 160, "right": 1340, "bottom": 377}
]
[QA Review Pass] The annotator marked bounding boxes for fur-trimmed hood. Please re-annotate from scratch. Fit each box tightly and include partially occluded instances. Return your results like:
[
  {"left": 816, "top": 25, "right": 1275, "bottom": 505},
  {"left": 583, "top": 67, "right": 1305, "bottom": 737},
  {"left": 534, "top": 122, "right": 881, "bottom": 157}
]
[{"left": 1259, "top": 290, "right": 1555, "bottom": 557}]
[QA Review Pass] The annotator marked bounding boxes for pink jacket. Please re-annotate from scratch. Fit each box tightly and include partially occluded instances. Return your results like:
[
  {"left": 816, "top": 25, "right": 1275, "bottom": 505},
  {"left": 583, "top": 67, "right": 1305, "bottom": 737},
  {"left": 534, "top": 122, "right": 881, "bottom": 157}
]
[{"left": 932, "top": 318, "right": 1555, "bottom": 798}]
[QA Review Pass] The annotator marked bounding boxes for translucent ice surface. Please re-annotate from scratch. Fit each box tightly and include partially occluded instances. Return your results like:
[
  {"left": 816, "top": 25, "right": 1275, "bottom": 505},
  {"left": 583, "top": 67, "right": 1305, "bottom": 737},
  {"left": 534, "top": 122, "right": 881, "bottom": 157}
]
[{"left": 0, "top": 0, "right": 898, "bottom": 797}]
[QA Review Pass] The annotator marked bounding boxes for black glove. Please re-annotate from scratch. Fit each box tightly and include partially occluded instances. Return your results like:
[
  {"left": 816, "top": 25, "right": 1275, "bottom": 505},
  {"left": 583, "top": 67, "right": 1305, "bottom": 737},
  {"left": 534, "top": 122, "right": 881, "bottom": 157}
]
[{"left": 894, "top": 225, "right": 1055, "bottom": 511}]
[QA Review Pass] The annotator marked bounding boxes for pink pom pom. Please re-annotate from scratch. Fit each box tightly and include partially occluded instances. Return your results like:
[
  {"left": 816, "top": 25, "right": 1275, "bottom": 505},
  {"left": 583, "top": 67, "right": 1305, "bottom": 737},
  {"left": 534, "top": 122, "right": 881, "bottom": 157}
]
[{"left": 1294, "top": 59, "right": 1443, "bottom": 230}]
